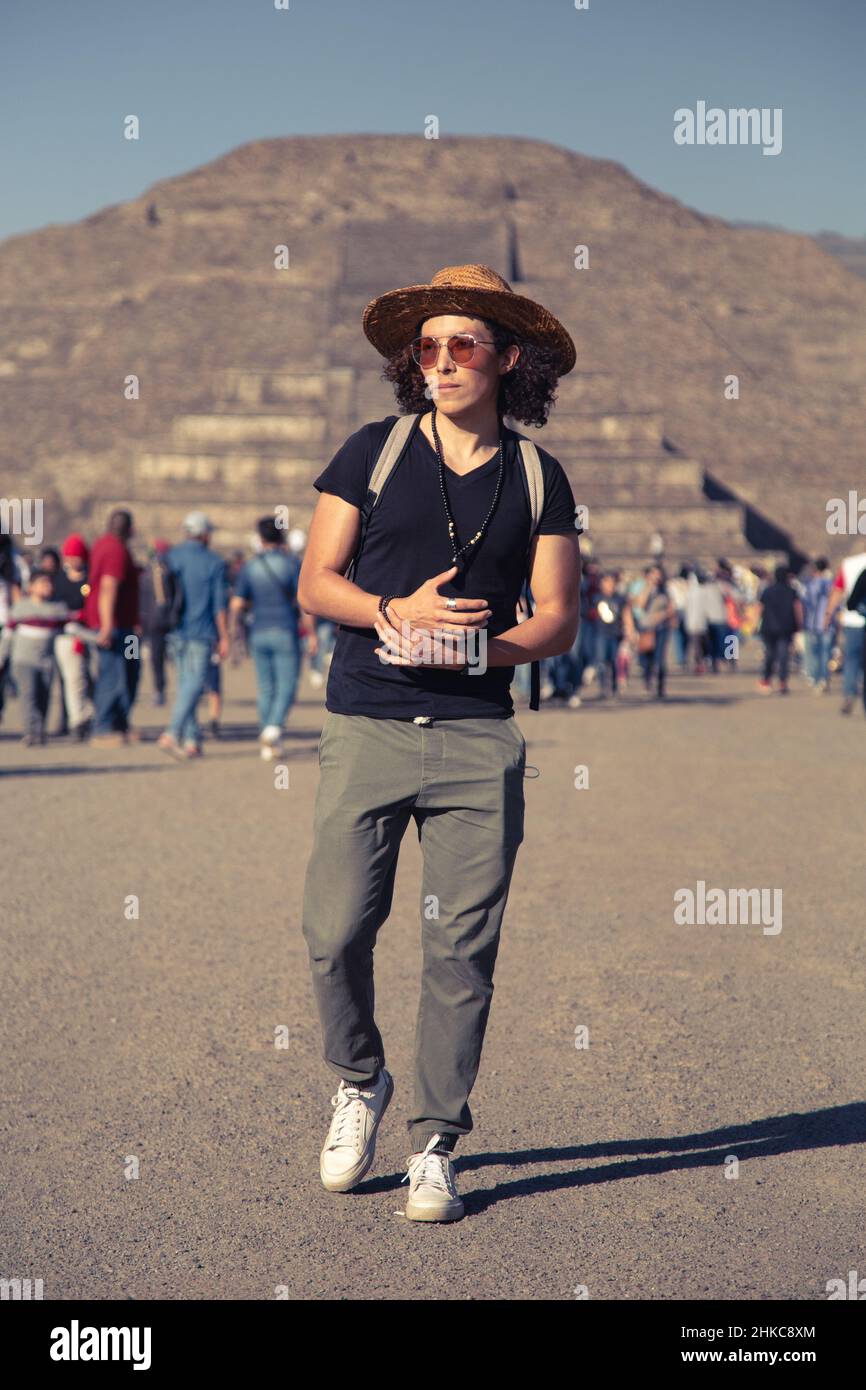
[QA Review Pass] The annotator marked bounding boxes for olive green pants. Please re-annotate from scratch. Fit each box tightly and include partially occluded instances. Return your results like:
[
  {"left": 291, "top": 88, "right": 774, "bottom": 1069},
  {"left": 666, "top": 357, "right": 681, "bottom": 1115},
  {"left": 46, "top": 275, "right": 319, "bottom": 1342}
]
[{"left": 301, "top": 711, "right": 526, "bottom": 1153}]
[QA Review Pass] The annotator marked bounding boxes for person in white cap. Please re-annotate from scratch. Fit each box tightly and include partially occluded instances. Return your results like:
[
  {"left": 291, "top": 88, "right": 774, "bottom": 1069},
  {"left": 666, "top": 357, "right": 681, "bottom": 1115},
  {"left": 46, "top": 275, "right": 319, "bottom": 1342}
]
[{"left": 158, "top": 512, "right": 228, "bottom": 760}]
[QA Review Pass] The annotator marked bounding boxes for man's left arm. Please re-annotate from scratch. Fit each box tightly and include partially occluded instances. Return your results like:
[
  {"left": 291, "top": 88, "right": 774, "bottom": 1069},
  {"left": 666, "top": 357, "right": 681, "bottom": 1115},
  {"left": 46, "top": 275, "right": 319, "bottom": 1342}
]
[{"left": 484, "top": 531, "right": 581, "bottom": 667}]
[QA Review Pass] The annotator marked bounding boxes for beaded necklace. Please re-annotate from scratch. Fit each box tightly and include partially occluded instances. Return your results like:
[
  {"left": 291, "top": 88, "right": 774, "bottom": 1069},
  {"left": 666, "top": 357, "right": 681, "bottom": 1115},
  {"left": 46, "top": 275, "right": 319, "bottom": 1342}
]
[{"left": 429, "top": 407, "right": 505, "bottom": 574}]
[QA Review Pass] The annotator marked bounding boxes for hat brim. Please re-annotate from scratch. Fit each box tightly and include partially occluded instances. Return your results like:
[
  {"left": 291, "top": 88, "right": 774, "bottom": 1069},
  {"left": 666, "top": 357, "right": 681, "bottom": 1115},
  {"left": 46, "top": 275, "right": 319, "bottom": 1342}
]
[{"left": 362, "top": 283, "right": 576, "bottom": 377}]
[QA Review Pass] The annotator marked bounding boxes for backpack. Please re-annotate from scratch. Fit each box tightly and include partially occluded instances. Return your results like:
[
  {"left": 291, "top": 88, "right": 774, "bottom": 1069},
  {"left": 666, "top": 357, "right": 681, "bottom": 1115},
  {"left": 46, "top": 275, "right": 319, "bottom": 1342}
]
[{"left": 344, "top": 413, "right": 546, "bottom": 710}]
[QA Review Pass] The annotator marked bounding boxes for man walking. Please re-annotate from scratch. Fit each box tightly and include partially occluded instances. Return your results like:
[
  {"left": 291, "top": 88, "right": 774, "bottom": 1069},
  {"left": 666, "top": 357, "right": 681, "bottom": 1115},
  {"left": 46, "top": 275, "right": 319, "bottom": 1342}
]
[
  {"left": 757, "top": 565, "right": 803, "bottom": 694},
  {"left": 298, "top": 264, "right": 581, "bottom": 1221},
  {"left": 84, "top": 508, "right": 141, "bottom": 747},
  {"left": 230, "top": 515, "right": 302, "bottom": 761},
  {"left": 158, "top": 513, "right": 228, "bottom": 760},
  {"left": 801, "top": 556, "right": 833, "bottom": 692}
]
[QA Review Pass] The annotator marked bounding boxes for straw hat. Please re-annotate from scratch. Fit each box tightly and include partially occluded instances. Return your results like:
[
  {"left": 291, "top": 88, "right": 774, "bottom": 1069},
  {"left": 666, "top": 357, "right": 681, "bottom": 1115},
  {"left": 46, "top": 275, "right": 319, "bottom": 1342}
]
[{"left": 362, "top": 263, "right": 576, "bottom": 376}]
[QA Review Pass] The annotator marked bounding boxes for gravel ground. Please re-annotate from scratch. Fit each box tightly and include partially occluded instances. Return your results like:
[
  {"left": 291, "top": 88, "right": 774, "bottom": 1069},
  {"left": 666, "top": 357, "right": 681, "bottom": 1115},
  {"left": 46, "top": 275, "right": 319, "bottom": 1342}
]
[{"left": 1, "top": 653, "right": 864, "bottom": 1301}]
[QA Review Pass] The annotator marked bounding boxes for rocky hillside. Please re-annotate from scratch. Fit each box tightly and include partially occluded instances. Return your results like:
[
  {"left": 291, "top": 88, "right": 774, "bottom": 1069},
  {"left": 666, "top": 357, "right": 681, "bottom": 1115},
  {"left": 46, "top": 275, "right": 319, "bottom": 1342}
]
[{"left": 2, "top": 135, "right": 863, "bottom": 560}]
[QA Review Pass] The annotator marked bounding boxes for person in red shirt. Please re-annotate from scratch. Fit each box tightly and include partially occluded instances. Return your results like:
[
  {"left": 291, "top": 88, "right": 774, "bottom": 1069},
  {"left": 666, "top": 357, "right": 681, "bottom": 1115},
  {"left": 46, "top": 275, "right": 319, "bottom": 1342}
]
[{"left": 85, "top": 509, "right": 142, "bottom": 745}]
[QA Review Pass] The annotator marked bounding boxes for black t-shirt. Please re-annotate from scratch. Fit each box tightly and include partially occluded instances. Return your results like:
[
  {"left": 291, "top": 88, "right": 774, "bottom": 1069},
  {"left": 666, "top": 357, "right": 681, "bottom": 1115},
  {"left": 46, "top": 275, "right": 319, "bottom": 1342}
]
[
  {"left": 313, "top": 414, "right": 579, "bottom": 719},
  {"left": 597, "top": 591, "right": 626, "bottom": 637},
  {"left": 760, "top": 581, "right": 798, "bottom": 638},
  {"left": 52, "top": 571, "right": 88, "bottom": 612}
]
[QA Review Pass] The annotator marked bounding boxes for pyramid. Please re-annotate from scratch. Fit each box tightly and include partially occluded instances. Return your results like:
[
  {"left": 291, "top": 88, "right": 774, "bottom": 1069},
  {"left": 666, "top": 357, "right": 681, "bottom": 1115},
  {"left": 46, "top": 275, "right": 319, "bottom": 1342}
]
[{"left": 2, "top": 134, "right": 863, "bottom": 567}]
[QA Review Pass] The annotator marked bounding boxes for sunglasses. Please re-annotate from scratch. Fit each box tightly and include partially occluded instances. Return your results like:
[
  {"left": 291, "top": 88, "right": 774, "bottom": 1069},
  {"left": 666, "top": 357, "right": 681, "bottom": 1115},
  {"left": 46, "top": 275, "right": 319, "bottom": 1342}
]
[{"left": 410, "top": 333, "right": 497, "bottom": 368}]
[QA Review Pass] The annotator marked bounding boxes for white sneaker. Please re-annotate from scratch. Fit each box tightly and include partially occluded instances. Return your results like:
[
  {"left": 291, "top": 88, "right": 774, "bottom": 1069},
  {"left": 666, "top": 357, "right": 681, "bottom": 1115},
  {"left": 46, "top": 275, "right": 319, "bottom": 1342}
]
[
  {"left": 540, "top": 679, "right": 555, "bottom": 701},
  {"left": 309, "top": 670, "right": 324, "bottom": 688},
  {"left": 259, "top": 725, "right": 283, "bottom": 761},
  {"left": 319, "top": 1069, "right": 394, "bottom": 1192},
  {"left": 567, "top": 693, "right": 582, "bottom": 709},
  {"left": 401, "top": 1133, "right": 464, "bottom": 1222}
]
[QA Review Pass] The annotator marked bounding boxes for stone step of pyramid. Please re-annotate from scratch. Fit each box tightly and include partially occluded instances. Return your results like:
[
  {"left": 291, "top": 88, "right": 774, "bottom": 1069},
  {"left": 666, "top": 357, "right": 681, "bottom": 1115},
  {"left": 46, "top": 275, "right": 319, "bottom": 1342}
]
[
  {"left": 216, "top": 370, "right": 325, "bottom": 406},
  {"left": 215, "top": 367, "right": 356, "bottom": 408},
  {"left": 575, "top": 484, "right": 709, "bottom": 508},
  {"left": 590, "top": 551, "right": 784, "bottom": 574},
  {"left": 563, "top": 458, "right": 703, "bottom": 489},
  {"left": 170, "top": 414, "right": 328, "bottom": 448},
  {"left": 79, "top": 498, "right": 289, "bottom": 547},
  {"left": 135, "top": 451, "right": 323, "bottom": 495},
  {"left": 526, "top": 410, "right": 665, "bottom": 448},
  {"left": 551, "top": 374, "right": 657, "bottom": 411},
  {"left": 586, "top": 503, "right": 745, "bottom": 536}
]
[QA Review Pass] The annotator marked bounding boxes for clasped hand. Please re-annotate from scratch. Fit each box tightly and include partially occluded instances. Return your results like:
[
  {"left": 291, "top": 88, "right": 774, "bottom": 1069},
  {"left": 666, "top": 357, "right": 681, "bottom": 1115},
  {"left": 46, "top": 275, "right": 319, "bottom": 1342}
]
[{"left": 372, "top": 564, "right": 491, "bottom": 669}]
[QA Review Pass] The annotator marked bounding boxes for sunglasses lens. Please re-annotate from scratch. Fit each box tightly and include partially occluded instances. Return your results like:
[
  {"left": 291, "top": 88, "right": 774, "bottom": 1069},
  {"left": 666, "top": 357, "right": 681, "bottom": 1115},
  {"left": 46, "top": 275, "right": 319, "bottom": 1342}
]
[
  {"left": 449, "top": 335, "right": 476, "bottom": 364},
  {"left": 414, "top": 337, "right": 438, "bottom": 366},
  {"left": 413, "top": 335, "right": 479, "bottom": 366}
]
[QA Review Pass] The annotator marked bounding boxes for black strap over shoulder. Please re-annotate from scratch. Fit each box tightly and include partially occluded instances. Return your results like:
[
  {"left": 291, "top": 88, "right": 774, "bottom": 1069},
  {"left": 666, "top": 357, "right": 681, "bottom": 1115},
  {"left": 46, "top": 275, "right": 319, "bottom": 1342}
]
[{"left": 257, "top": 550, "right": 297, "bottom": 601}]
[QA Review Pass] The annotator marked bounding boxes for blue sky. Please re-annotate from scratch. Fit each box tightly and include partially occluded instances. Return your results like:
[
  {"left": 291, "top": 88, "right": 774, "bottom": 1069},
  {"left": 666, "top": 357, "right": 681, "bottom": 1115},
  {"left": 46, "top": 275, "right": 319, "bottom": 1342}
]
[{"left": 2, "top": 0, "right": 864, "bottom": 242}]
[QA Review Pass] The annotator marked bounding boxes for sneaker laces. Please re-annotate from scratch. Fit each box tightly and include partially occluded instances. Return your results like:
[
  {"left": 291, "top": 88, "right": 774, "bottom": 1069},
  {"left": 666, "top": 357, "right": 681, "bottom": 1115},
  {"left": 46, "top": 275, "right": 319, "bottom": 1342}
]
[
  {"left": 401, "top": 1133, "right": 456, "bottom": 1194},
  {"left": 326, "top": 1079, "right": 378, "bottom": 1151}
]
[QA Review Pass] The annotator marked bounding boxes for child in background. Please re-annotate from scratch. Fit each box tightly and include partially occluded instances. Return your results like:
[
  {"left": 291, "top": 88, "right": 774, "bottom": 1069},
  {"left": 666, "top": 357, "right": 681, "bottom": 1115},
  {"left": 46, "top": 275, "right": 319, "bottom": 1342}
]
[
  {"left": 0, "top": 568, "right": 70, "bottom": 745},
  {"left": 52, "top": 533, "right": 94, "bottom": 738}
]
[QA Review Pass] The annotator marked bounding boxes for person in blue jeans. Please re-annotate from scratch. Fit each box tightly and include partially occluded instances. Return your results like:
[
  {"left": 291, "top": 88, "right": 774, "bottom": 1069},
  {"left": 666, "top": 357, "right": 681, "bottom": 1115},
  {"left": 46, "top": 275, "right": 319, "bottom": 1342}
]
[
  {"left": 307, "top": 617, "right": 337, "bottom": 686},
  {"left": 543, "top": 562, "right": 599, "bottom": 707},
  {"left": 800, "top": 557, "right": 833, "bottom": 690},
  {"left": 593, "top": 571, "right": 631, "bottom": 696},
  {"left": 230, "top": 516, "right": 301, "bottom": 760},
  {"left": 158, "top": 512, "right": 228, "bottom": 760},
  {"left": 83, "top": 509, "right": 142, "bottom": 745},
  {"left": 634, "top": 563, "right": 675, "bottom": 698}
]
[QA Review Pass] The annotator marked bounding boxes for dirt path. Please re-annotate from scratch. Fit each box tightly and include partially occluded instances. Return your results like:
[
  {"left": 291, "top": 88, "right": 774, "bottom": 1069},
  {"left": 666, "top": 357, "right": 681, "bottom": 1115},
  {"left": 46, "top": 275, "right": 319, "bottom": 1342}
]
[{"left": 1, "top": 654, "right": 863, "bottom": 1300}]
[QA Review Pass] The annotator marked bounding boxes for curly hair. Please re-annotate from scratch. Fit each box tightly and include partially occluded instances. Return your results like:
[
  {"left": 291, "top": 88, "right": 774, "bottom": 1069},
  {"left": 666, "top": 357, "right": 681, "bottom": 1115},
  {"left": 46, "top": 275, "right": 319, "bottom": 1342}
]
[{"left": 380, "top": 315, "right": 561, "bottom": 429}]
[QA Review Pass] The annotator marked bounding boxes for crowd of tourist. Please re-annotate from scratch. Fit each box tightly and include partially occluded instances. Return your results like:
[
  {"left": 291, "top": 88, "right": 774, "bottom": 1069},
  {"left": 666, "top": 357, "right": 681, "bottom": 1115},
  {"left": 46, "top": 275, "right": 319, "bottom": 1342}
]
[
  {"left": 1, "top": 513, "right": 865, "bottom": 755},
  {"left": 524, "top": 552, "right": 866, "bottom": 709}
]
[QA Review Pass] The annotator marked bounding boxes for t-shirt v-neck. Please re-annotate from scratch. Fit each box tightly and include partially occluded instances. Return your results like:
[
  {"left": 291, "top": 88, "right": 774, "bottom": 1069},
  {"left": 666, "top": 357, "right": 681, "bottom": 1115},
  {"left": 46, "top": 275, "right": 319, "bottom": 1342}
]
[
  {"left": 312, "top": 413, "right": 579, "bottom": 720},
  {"left": 416, "top": 424, "right": 503, "bottom": 485}
]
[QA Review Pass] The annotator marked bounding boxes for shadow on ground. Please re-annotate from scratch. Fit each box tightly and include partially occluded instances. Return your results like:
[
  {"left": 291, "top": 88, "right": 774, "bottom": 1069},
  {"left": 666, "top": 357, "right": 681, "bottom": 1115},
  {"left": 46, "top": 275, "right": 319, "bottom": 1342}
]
[{"left": 349, "top": 1103, "right": 866, "bottom": 1215}]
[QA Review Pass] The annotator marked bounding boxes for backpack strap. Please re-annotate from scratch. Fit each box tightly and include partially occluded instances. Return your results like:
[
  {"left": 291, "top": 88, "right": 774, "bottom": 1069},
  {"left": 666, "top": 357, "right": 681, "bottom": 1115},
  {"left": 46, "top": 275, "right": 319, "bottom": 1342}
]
[
  {"left": 256, "top": 549, "right": 298, "bottom": 602},
  {"left": 515, "top": 435, "right": 546, "bottom": 711},
  {"left": 344, "top": 414, "right": 420, "bottom": 585},
  {"left": 517, "top": 437, "right": 545, "bottom": 537}
]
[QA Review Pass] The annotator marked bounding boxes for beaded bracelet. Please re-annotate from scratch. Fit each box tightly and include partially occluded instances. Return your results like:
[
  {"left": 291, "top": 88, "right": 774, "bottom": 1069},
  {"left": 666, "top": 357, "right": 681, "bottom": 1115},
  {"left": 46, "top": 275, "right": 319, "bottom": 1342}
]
[{"left": 378, "top": 594, "right": 397, "bottom": 624}]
